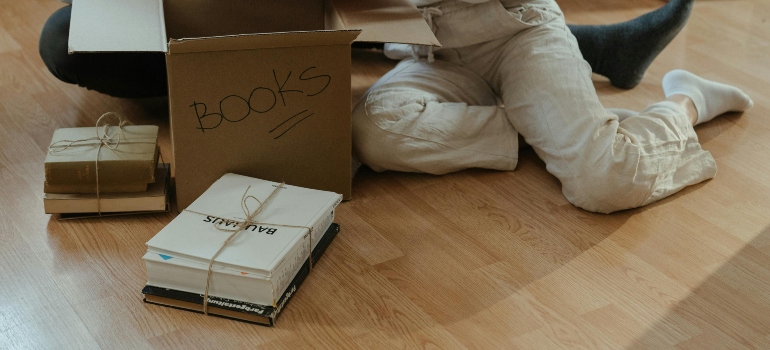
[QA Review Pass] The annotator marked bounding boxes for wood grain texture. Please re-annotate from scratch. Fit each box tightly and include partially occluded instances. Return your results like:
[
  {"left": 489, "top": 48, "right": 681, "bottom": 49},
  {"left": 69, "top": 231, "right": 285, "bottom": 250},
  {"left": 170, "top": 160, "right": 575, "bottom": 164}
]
[{"left": 2, "top": 0, "right": 770, "bottom": 348}]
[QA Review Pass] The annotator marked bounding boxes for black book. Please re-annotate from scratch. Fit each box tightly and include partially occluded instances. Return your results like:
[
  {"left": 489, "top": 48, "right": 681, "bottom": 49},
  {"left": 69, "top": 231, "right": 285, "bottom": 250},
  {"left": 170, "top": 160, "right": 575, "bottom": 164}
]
[{"left": 142, "top": 223, "right": 339, "bottom": 326}]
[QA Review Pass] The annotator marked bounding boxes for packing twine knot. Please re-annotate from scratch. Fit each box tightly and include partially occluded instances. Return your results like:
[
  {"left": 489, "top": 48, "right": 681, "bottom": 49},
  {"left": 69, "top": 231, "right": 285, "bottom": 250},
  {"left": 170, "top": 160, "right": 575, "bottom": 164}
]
[
  {"left": 49, "top": 112, "right": 134, "bottom": 153},
  {"left": 47, "top": 112, "right": 155, "bottom": 215},
  {"left": 184, "top": 183, "right": 314, "bottom": 315}
]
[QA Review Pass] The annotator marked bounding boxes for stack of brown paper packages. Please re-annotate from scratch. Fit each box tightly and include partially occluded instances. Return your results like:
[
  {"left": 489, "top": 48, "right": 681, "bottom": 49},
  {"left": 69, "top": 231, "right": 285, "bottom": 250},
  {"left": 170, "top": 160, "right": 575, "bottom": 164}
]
[{"left": 43, "top": 123, "right": 169, "bottom": 218}]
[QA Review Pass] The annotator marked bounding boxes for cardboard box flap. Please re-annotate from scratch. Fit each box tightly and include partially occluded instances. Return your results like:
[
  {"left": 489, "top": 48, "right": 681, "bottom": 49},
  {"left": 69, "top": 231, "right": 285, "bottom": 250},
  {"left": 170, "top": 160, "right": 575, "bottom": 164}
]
[
  {"left": 167, "top": 30, "right": 361, "bottom": 54},
  {"left": 69, "top": 0, "right": 167, "bottom": 53},
  {"left": 163, "top": 0, "right": 325, "bottom": 41},
  {"left": 327, "top": 0, "right": 440, "bottom": 46}
]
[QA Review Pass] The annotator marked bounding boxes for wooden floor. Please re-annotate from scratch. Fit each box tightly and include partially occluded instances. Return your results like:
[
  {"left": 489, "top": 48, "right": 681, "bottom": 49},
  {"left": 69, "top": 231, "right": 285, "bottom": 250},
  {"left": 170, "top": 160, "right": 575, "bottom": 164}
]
[{"left": 2, "top": 0, "right": 770, "bottom": 348}]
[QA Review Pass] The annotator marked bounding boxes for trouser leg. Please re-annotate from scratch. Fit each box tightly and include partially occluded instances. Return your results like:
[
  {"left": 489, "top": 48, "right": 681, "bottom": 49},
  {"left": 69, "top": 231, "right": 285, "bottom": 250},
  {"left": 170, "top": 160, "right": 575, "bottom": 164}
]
[
  {"left": 352, "top": 58, "right": 519, "bottom": 174},
  {"left": 39, "top": 5, "right": 168, "bottom": 98},
  {"left": 456, "top": 3, "right": 716, "bottom": 213}
]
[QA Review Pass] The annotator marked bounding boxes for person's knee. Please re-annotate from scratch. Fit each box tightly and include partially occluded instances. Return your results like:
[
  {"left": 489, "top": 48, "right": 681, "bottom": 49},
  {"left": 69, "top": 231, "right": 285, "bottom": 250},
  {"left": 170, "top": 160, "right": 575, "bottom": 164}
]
[
  {"left": 352, "top": 89, "right": 434, "bottom": 173},
  {"left": 561, "top": 169, "right": 653, "bottom": 214},
  {"left": 352, "top": 96, "right": 403, "bottom": 173},
  {"left": 39, "top": 6, "right": 78, "bottom": 84}
]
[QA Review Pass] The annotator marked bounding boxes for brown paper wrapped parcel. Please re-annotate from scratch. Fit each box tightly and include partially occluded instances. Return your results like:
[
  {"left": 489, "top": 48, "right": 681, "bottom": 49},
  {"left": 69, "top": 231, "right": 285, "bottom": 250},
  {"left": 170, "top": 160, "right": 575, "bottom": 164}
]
[{"left": 45, "top": 125, "right": 160, "bottom": 193}]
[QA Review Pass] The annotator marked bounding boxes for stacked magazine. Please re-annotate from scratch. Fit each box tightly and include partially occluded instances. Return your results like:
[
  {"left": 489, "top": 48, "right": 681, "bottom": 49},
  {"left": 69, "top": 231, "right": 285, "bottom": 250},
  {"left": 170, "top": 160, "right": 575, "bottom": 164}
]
[{"left": 141, "top": 173, "right": 342, "bottom": 325}]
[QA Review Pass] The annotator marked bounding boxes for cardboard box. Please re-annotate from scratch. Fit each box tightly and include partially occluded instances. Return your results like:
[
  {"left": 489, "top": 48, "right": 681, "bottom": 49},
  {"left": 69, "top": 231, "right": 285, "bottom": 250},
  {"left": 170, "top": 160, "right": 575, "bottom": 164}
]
[{"left": 69, "top": 0, "right": 439, "bottom": 209}]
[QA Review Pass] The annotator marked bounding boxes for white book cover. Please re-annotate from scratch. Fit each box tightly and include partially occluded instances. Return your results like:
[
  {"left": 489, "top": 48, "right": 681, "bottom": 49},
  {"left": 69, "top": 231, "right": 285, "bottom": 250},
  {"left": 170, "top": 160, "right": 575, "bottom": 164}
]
[{"left": 146, "top": 173, "right": 342, "bottom": 278}]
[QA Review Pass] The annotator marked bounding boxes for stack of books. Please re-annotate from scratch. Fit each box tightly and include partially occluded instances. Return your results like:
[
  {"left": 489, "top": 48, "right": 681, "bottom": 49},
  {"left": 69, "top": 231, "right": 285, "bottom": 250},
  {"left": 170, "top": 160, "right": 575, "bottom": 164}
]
[
  {"left": 43, "top": 125, "right": 169, "bottom": 217},
  {"left": 141, "top": 174, "right": 342, "bottom": 326}
]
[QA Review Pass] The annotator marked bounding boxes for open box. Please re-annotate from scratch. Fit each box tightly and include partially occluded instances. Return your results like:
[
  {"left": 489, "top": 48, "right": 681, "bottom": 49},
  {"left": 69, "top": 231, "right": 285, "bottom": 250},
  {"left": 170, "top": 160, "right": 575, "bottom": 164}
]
[{"left": 69, "top": 0, "right": 439, "bottom": 209}]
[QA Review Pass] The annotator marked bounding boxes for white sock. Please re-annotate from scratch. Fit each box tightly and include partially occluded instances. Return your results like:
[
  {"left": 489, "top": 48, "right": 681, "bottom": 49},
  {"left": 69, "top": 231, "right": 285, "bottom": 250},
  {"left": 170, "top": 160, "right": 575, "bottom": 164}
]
[
  {"left": 662, "top": 69, "right": 753, "bottom": 125},
  {"left": 383, "top": 43, "right": 430, "bottom": 60}
]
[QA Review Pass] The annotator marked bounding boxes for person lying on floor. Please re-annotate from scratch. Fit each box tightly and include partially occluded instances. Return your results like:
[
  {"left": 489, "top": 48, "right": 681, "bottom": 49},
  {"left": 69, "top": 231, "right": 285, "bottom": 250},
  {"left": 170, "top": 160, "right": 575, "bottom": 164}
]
[{"left": 351, "top": 0, "right": 753, "bottom": 213}]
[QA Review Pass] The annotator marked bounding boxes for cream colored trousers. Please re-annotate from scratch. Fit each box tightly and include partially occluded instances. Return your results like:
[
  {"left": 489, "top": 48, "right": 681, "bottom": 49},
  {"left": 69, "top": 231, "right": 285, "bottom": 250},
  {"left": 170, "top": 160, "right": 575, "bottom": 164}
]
[{"left": 352, "top": 0, "right": 716, "bottom": 213}]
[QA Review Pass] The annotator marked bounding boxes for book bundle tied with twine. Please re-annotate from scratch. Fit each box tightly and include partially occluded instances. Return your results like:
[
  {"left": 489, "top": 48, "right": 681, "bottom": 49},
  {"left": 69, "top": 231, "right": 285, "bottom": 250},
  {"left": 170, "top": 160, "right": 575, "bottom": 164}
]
[
  {"left": 143, "top": 174, "right": 341, "bottom": 323},
  {"left": 43, "top": 112, "right": 168, "bottom": 216}
]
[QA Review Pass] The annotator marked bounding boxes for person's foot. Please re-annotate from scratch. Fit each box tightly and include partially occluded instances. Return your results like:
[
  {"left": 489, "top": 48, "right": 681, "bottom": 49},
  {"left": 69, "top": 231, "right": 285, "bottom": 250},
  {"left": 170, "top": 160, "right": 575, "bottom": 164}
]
[
  {"left": 569, "top": 0, "right": 694, "bottom": 89},
  {"left": 662, "top": 69, "right": 754, "bottom": 125}
]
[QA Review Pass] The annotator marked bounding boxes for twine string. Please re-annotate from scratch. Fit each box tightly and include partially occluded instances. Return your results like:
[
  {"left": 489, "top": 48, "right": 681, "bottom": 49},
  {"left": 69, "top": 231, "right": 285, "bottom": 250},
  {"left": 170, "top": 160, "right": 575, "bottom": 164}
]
[
  {"left": 420, "top": 6, "right": 442, "bottom": 63},
  {"left": 183, "top": 183, "right": 315, "bottom": 315}
]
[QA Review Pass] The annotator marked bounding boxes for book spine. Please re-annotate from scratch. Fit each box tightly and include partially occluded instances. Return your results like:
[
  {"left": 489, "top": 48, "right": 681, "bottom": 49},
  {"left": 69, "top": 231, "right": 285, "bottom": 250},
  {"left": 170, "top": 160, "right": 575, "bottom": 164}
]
[
  {"left": 143, "top": 285, "right": 274, "bottom": 317},
  {"left": 270, "top": 197, "right": 338, "bottom": 304},
  {"left": 45, "top": 146, "right": 159, "bottom": 187},
  {"left": 44, "top": 181, "right": 149, "bottom": 194},
  {"left": 270, "top": 222, "right": 340, "bottom": 323}
]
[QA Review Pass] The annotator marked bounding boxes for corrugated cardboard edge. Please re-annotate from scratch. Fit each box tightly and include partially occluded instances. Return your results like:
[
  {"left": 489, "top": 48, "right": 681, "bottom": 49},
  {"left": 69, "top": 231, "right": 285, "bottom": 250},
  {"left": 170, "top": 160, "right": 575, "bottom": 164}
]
[{"left": 166, "top": 30, "right": 362, "bottom": 54}]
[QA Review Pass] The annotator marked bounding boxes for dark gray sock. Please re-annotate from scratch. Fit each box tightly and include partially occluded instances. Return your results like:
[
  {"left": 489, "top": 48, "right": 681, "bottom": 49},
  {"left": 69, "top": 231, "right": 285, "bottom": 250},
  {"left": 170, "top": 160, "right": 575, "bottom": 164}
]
[{"left": 568, "top": 0, "right": 694, "bottom": 89}]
